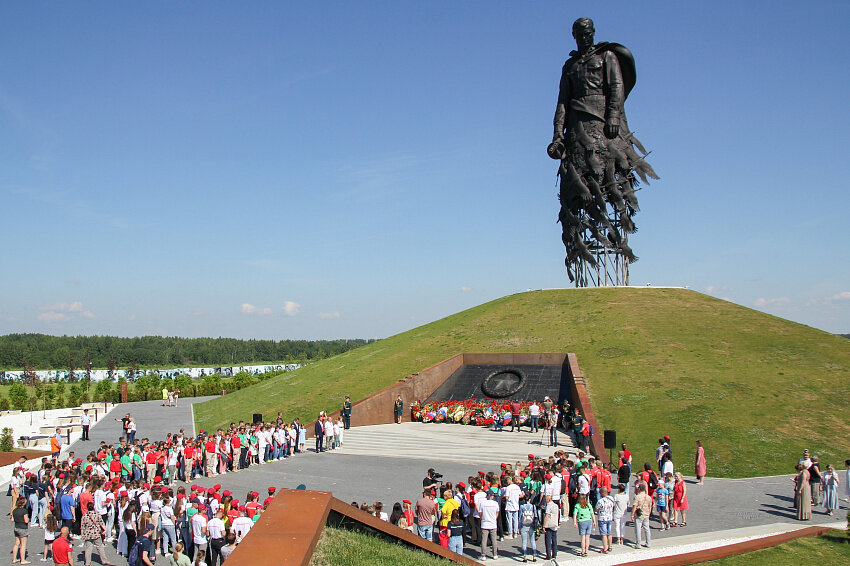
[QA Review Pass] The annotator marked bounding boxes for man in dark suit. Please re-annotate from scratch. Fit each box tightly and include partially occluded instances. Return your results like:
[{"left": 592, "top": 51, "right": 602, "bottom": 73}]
[
  {"left": 314, "top": 416, "right": 324, "bottom": 452},
  {"left": 342, "top": 396, "right": 352, "bottom": 429}
]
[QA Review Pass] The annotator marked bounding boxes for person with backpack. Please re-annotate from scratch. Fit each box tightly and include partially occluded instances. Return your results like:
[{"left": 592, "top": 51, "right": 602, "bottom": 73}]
[
  {"left": 641, "top": 462, "right": 660, "bottom": 502},
  {"left": 128, "top": 523, "right": 155, "bottom": 566},
  {"left": 518, "top": 496, "right": 538, "bottom": 562},
  {"left": 447, "top": 509, "right": 465, "bottom": 557}
]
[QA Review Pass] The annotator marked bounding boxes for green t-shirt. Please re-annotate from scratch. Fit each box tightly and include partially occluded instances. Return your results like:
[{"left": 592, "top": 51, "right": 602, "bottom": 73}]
[
  {"left": 574, "top": 504, "right": 594, "bottom": 522},
  {"left": 120, "top": 454, "right": 132, "bottom": 473}
]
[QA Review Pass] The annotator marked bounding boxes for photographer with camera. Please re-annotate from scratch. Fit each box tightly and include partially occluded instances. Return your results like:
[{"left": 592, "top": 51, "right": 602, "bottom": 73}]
[{"left": 423, "top": 468, "right": 442, "bottom": 492}]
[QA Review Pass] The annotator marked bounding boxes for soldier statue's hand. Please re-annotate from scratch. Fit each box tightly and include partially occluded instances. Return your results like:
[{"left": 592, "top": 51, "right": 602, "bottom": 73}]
[{"left": 604, "top": 122, "right": 620, "bottom": 139}]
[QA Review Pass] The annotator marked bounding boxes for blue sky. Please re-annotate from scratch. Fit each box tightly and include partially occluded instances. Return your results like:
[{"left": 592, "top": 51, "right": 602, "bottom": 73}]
[{"left": 2, "top": 1, "right": 849, "bottom": 340}]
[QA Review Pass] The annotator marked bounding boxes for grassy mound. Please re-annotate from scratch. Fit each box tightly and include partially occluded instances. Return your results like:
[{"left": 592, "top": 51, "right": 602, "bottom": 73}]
[
  {"left": 703, "top": 529, "right": 850, "bottom": 564},
  {"left": 194, "top": 288, "right": 850, "bottom": 477},
  {"left": 309, "top": 527, "right": 451, "bottom": 566}
]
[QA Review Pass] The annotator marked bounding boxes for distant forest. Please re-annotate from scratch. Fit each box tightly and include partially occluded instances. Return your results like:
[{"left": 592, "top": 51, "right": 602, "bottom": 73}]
[
  {"left": 842, "top": 334, "right": 850, "bottom": 339},
  {"left": 0, "top": 333, "right": 376, "bottom": 370}
]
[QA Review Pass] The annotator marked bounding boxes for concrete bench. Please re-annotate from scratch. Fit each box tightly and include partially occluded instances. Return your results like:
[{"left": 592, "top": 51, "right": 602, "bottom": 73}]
[{"left": 17, "top": 436, "right": 50, "bottom": 448}]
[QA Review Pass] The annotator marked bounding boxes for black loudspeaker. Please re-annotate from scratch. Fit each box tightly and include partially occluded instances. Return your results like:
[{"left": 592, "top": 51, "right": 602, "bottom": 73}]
[
  {"left": 603, "top": 430, "right": 617, "bottom": 450},
  {"left": 253, "top": 413, "right": 263, "bottom": 424}
]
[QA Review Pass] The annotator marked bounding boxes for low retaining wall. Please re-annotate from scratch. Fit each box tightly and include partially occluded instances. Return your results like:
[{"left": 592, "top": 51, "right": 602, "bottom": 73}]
[{"left": 623, "top": 525, "right": 833, "bottom": 565}]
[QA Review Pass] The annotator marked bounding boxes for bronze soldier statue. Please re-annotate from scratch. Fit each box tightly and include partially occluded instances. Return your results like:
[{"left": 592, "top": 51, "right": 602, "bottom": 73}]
[{"left": 548, "top": 17, "right": 657, "bottom": 284}]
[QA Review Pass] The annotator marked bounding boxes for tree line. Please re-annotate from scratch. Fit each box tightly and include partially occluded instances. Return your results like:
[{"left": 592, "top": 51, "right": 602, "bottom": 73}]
[{"left": 0, "top": 333, "right": 376, "bottom": 370}]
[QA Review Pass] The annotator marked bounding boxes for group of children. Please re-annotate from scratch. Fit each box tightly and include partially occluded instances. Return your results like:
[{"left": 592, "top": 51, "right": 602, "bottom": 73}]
[{"left": 8, "top": 452, "right": 279, "bottom": 565}]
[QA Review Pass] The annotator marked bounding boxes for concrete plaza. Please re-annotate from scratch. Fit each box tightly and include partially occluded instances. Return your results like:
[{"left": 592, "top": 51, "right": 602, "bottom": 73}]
[{"left": 2, "top": 398, "right": 846, "bottom": 565}]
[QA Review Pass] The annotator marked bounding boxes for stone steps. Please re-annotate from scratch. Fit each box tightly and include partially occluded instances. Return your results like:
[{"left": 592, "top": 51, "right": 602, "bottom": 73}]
[{"left": 332, "top": 423, "right": 576, "bottom": 466}]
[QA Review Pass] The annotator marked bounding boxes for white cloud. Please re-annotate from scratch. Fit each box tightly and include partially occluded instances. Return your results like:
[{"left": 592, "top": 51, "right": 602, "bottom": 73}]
[
  {"left": 831, "top": 291, "right": 850, "bottom": 301},
  {"left": 318, "top": 312, "right": 340, "bottom": 320},
  {"left": 37, "top": 300, "right": 94, "bottom": 322},
  {"left": 754, "top": 296, "right": 791, "bottom": 308},
  {"left": 706, "top": 285, "right": 729, "bottom": 294},
  {"left": 461, "top": 286, "right": 472, "bottom": 292},
  {"left": 38, "top": 311, "right": 67, "bottom": 322},
  {"left": 242, "top": 303, "right": 273, "bottom": 316},
  {"left": 282, "top": 301, "right": 300, "bottom": 316},
  {"left": 129, "top": 314, "right": 137, "bottom": 321}
]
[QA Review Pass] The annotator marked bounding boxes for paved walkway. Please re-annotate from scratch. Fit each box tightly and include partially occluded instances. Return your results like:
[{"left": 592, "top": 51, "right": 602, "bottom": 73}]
[{"left": 2, "top": 409, "right": 847, "bottom": 565}]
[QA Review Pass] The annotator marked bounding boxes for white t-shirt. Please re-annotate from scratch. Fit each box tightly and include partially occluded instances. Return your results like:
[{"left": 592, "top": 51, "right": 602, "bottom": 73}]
[
  {"left": 81, "top": 413, "right": 91, "bottom": 426},
  {"left": 207, "top": 517, "right": 226, "bottom": 540},
  {"left": 550, "top": 475, "right": 563, "bottom": 501},
  {"left": 191, "top": 513, "right": 208, "bottom": 544},
  {"left": 612, "top": 492, "right": 629, "bottom": 517},
  {"left": 473, "top": 491, "right": 487, "bottom": 518},
  {"left": 578, "top": 474, "right": 591, "bottom": 495},
  {"left": 504, "top": 484, "right": 522, "bottom": 512},
  {"left": 94, "top": 490, "right": 107, "bottom": 514},
  {"left": 662, "top": 460, "right": 674, "bottom": 477},
  {"left": 529, "top": 404, "right": 540, "bottom": 417},
  {"left": 324, "top": 420, "right": 333, "bottom": 437},
  {"left": 231, "top": 516, "right": 253, "bottom": 542},
  {"left": 480, "top": 499, "right": 500, "bottom": 530},
  {"left": 159, "top": 505, "right": 175, "bottom": 527}
]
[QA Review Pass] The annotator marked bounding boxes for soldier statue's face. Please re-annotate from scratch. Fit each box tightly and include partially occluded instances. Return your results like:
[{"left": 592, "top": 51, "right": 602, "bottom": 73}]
[{"left": 573, "top": 25, "right": 595, "bottom": 51}]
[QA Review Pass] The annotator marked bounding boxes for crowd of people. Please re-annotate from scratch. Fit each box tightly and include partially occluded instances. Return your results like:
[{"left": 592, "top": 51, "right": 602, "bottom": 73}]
[
  {"left": 7, "top": 394, "right": 850, "bottom": 565},
  {"left": 349, "top": 436, "right": 699, "bottom": 560},
  {"left": 6, "top": 408, "right": 333, "bottom": 566},
  {"left": 792, "top": 450, "right": 847, "bottom": 520}
]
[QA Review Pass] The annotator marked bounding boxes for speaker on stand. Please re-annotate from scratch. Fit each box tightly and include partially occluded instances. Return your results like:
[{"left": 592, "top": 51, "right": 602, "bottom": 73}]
[
  {"left": 253, "top": 413, "right": 263, "bottom": 424},
  {"left": 604, "top": 430, "right": 617, "bottom": 466}
]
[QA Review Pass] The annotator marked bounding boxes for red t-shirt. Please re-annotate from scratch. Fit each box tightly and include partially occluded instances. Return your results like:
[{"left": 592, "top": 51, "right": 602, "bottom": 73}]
[
  {"left": 231, "top": 437, "right": 241, "bottom": 449},
  {"left": 623, "top": 449, "right": 632, "bottom": 461},
  {"left": 110, "top": 460, "right": 121, "bottom": 473},
  {"left": 227, "top": 509, "right": 240, "bottom": 522},
  {"left": 600, "top": 469, "right": 612, "bottom": 491},
  {"left": 205, "top": 441, "right": 216, "bottom": 453},
  {"left": 263, "top": 496, "right": 274, "bottom": 508},
  {"left": 80, "top": 491, "right": 94, "bottom": 513},
  {"left": 245, "top": 501, "right": 262, "bottom": 518},
  {"left": 52, "top": 536, "right": 73, "bottom": 564},
  {"left": 146, "top": 452, "right": 157, "bottom": 464},
  {"left": 184, "top": 447, "right": 195, "bottom": 459}
]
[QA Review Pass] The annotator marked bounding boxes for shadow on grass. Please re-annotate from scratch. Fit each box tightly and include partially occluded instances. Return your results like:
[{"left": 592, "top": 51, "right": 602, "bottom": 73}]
[{"left": 819, "top": 534, "right": 850, "bottom": 544}]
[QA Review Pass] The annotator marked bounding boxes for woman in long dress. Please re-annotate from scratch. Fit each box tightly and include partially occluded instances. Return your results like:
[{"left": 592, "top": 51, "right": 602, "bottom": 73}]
[
  {"left": 821, "top": 464, "right": 840, "bottom": 515},
  {"left": 694, "top": 440, "right": 706, "bottom": 485},
  {"left": 794, "top": 464, "right": 812, "bottom": 520}
]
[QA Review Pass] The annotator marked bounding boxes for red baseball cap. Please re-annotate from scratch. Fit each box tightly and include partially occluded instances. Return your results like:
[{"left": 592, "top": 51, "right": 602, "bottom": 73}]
[{"left": 268, "top": 487, "right": 276, "bottom": 493}]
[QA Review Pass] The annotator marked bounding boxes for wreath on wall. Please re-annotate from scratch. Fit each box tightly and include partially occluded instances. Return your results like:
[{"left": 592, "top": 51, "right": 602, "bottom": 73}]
[{"left": 481, "top": 368, "right": 528, "bottom": 398}]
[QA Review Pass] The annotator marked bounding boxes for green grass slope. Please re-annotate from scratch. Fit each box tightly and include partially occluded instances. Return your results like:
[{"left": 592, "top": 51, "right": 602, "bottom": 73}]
[
  {"left": 309, "top": 527, "right": 451, "bottom": 566},
  {"left": 702, "top": 529, "right": 850, "bottom": 565},
  {"left": 195, "top": 288, "right": 850, "bottom": 478}
]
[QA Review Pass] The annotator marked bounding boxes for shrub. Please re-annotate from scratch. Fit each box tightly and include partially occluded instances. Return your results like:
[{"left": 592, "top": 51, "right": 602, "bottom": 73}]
[
  {"left": 8, "top": 383, "right": 28, "bottom": 411},
  {"left": 0, "top": 396, "right": 9, "bottom": 411},
  {"left": 0, "top": 427, "right": 13, "bottom": 451}
]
